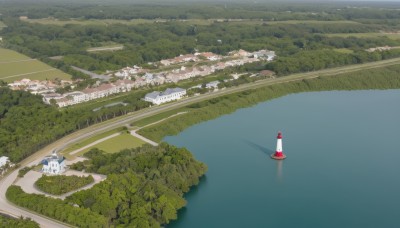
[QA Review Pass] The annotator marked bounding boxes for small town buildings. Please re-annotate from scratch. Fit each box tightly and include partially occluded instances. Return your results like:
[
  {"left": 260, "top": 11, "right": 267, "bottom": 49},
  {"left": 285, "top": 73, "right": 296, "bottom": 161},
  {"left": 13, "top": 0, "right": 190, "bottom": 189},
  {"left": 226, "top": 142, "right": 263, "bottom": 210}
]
[
  {"left": 252, "top": 50, "right": 276, "bottom": 61},
  {"left": 41, "top": 151, "right": 66, "bottom": 175},
  {"left": 205, "top": 81, "right": 220, "bottom": 89},
  {"left": 42, "top": 79, "right": 136, "bottom": 107},
  {"left": 196, "top": 52, "right": 222, "bottom": 61},
  {"left": 144, "top": 88, "right": 187, "bottom": 105},
  {"left": 0, "top": 156, "right": 10, "bottom": 168}
]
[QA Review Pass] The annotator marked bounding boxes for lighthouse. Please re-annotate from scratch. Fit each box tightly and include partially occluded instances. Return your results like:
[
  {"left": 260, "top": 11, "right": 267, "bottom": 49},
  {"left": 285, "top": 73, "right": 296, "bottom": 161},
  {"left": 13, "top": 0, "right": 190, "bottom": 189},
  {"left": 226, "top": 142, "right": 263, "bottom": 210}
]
[{"left": 271, "top": 131, "right": 286, "bottom": 160}]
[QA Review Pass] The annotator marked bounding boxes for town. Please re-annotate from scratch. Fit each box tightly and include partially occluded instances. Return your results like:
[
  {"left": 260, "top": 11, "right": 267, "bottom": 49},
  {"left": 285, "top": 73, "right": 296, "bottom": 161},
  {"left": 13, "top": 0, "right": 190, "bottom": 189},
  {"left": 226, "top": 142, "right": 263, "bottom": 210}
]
[{"left": 7, "top": 49, "right": 275, "bottom": 107}]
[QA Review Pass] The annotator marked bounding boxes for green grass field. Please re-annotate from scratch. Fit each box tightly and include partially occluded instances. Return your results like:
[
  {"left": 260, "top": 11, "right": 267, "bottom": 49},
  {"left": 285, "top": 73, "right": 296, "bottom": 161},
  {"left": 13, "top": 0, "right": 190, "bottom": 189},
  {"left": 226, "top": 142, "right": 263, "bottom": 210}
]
[
  {"left": 131, "top": 108, "right": 189, "bottom": 127},
  {"left": 61, "top": 128, "right": 124, "bottom": 155},
  {"left": 87, "top": 44, "right": 124, "bottom": 52},
  {"left": 324, "top": 33, "right": 400, "bottom": 40},
  {"left": 73, "top": 132, "right": 146, "bottom": 156},
  {"left": 0, "top": 48, "right": 72, "bottom": 82}
]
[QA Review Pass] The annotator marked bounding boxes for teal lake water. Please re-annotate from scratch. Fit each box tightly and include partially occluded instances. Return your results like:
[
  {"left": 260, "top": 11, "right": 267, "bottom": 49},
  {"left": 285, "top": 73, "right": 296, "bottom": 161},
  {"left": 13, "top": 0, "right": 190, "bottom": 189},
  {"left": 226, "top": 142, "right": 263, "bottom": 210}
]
[{"left": 165, "top": 90, "right": 400, "bottom": 228}]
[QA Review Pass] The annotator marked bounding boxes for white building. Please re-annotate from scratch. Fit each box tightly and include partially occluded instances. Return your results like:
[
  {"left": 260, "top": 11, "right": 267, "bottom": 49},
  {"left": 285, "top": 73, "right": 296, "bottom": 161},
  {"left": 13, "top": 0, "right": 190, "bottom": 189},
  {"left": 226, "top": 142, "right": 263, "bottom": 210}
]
[
  {"left": 144, "top": 88, "right": 186, "bottom": 105},
  {"left": 41, "top": 151, "right": 66, "bottom": 175},
  {"left": 252, "top": 50, "right": 276, "bottom": 61},
  {"left": 0, "top": 156, "right": 10, "bottom": 168},
  {"left": 206, "top": 81, "right": 220, "bottom": 89}
]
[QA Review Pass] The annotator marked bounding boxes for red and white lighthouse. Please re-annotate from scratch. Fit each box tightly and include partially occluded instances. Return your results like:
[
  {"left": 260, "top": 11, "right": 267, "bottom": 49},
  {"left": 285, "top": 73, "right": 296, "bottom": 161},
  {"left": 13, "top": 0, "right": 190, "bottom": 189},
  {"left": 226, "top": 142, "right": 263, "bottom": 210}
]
[{"left": 271, "top": 131, "right": 286, "bottom": 160}]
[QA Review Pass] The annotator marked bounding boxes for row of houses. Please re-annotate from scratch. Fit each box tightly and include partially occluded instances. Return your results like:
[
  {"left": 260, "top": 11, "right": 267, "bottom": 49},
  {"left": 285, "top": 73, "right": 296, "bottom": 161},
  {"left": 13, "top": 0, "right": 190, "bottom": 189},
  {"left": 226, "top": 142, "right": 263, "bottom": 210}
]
[
  {"left": 35, "top": 49, "right": 275, "bottom": 107},
  {"left": 42, "top": 79, "right": 135, "bottom": 107},
  {"left": 110, "top": 49, "right": 275, "bottom": 88},
  {"left": 8, "top": 78, "right": 74, "bottom": 94},
  {"left": 160, "top": 52, "right": 222, "bottom": 66}
]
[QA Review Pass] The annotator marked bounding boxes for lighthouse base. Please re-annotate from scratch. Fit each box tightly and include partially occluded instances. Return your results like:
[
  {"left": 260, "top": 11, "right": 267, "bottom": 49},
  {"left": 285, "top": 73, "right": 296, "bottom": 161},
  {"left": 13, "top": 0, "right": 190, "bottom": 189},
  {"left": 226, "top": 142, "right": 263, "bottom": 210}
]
[{"left": 271, "top": 154, "right": 287, "bottom": 160}]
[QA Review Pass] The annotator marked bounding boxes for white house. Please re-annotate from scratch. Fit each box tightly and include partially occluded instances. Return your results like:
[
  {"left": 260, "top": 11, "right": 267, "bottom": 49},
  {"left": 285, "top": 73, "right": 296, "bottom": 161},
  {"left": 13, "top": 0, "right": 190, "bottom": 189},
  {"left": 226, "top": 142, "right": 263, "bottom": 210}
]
[
  {"left": 0, "top": 156, "right": 10, "bottom": 168},
  {"left": 41, "top": 151, "right": 66, "bottom": 175},
  {"left": 252, "top": 50, "right": 276, "bottom": 61},
  {"left": 144, "top": 88, "right": 186, "bottom": 105},
  {"left": 206, "top": 81, "right": 220, "bottom": 89}
]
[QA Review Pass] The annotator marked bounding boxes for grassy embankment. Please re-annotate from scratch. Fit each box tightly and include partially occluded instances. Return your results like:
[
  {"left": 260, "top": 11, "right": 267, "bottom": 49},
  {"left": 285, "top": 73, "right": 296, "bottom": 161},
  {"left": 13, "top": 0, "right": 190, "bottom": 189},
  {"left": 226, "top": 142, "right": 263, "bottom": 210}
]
[
  {"left": 61, "top": 127, "right": 146, "bottom": 158},
  {"left": 0, "top": 48, "right": 71, "bottom": 82},
  {"left": 138, "top": 64, "right": 400, "bottom": 142}
]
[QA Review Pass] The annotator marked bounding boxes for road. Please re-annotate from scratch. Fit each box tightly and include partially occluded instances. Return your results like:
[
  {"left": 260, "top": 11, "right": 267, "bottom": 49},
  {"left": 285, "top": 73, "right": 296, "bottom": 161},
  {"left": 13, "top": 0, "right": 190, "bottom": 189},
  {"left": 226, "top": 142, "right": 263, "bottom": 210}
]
[
  {"left": 1, "top": 57, "right": 400, "bottom": 227},
  {"left": 71, "top": 66, "right": 110, "bottom": 81}
]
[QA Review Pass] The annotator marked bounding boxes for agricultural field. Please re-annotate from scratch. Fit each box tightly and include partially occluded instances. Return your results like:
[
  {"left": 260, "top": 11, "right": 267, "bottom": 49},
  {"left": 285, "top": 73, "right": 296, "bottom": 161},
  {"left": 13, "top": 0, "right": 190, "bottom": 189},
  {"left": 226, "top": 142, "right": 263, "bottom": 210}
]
[
  {"left": 324, "top": 32, "right": 400, "bottom": 40},
  {"left": 0, "top": 48, "right": 71, "bottom": 82}
]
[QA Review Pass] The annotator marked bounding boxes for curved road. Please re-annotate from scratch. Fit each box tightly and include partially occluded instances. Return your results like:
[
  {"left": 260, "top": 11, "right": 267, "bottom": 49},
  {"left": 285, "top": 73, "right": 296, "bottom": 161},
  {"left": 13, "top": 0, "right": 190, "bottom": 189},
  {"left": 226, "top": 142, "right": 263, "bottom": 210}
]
[{"left": 1, "top": 58, "right": 400, "bottom": 227}]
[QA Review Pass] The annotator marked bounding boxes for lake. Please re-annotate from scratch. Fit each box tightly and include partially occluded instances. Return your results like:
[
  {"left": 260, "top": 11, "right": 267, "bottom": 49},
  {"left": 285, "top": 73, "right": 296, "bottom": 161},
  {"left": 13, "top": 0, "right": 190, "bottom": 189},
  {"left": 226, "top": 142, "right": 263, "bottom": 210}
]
[{"left": 165, "top": 90, "right": 400, "bottom": 228}]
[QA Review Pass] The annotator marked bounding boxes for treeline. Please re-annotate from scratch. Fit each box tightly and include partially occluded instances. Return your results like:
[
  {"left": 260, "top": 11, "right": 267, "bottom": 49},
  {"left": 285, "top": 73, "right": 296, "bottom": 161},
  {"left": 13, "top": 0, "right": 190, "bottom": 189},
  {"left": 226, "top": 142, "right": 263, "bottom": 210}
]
[
  {"left": 0, "top": 214, "right": 39, "bottom": 228},
  {"left": 138, "top": 65, "right": 400, "bottom": 142},
  {"left": 266, "top": 49, "right": 400, "bottom": 76},
  {"left": 0, "top": 87, "right": 150, "bottom": 162},
  {"left": 6, "top": 185, "right": 108, "bottom": 227},
  {"left": 1, "top": 1, "right": 400, "bottom": 21},
  {"left": 35, "top": 175, "right": 94, "bottom": 195},
  {"left": 8, "top": 143, "right": 207, "bottom": 227},
  {"left": 1, "top": 15, "right": 399, "bottom": 73}
]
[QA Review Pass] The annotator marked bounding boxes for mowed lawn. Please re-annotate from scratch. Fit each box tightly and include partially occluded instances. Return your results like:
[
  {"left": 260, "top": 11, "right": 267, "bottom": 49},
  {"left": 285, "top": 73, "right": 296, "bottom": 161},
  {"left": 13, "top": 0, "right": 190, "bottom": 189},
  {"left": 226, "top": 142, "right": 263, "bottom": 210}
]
[
  {"left": 0, "top": 21, "right": 6, "bottom": 29},
  {"left": 324, "top": 33, "right": 400, "bottom": 40},
  {"left": 0, "top": 48, "right": 72, "bottom": 82},
  {"left": 74, "top": 133, "right": 146, "bottom": 156}
]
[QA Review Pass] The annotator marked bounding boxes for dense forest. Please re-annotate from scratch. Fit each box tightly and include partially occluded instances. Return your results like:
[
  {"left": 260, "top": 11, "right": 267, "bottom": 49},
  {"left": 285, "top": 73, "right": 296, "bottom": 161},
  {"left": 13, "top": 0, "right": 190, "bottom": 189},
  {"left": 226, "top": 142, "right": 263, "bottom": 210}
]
[
  {"left": 2, "top": 1, "right": 400, "bottom": 21},
  {"left": 1, "top": 2, "right": 400, "bottom": 75},
  {"left": 139, "top": 64, "right": 400, "bottom": 141},
  {"left": 8, "top": 143, "right": 207, "bottom": 227},
  {"left": 0, "top": 214, "right": 39, "bottom": 228},
  {"left": 0, "top": 87, "right": 149, "bottom": 162},
  {"left": 1, "top": 18, "right": 399, "bottom": 74}
]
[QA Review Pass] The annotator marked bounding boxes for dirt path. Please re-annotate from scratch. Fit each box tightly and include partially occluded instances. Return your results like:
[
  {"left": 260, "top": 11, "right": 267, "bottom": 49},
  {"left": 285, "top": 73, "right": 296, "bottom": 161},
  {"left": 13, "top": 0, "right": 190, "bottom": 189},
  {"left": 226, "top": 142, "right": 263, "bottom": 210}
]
[{"left": 130, "top": 112, "right": 188, "bottom": 146}]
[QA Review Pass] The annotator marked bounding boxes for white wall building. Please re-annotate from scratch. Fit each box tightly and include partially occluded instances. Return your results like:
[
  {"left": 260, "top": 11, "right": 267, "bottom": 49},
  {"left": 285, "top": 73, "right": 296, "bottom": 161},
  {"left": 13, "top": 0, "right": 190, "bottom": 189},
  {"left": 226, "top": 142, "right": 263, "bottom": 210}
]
[
  {"left": 41, "top": 151, "right": 66, "bottom": 175},
  {"left": 0, "top": 156, "right": 10, "bottom": 168},
  {"left": 144, "top": 88, "right": 186, "bottom": 105},
  {"left": 206, "top": 81, "right": 220, "bottom": 89}
]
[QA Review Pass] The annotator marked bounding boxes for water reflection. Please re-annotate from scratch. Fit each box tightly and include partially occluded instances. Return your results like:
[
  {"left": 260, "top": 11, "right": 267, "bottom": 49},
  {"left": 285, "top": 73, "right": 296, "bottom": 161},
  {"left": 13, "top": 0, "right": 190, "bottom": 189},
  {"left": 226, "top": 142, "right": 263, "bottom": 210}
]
[{"left": 276, "top": 160, "right": 283, "bottom": 182}]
